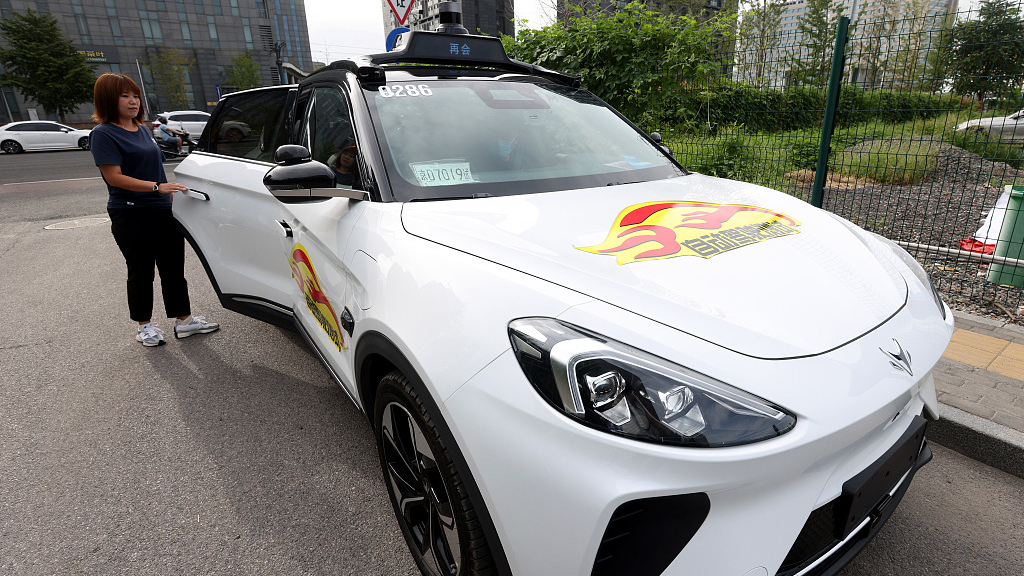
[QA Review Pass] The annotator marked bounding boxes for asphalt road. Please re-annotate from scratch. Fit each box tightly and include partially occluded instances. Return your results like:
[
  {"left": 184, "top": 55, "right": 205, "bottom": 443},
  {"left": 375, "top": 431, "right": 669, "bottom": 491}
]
[{"left": 1, "top": 150, "right": 1022, "bottom": 575}]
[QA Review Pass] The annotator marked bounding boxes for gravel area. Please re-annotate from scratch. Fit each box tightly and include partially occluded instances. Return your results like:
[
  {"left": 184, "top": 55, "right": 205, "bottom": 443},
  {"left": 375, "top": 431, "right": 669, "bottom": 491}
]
[{"left": 785, "top": 138, "right": 1024, "bottom": 324}]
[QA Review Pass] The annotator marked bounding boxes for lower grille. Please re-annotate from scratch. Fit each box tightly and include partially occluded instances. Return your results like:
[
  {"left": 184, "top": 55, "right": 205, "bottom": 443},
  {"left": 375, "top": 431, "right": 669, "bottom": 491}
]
[{"left": 591, "top": 493, "right": 710, "bottom": 576}]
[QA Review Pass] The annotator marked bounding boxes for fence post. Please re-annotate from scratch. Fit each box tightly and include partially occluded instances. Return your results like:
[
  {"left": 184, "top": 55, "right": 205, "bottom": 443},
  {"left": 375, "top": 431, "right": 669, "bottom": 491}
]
[{"left": 811, "top": 16, "right": 850, "bottom": 208}]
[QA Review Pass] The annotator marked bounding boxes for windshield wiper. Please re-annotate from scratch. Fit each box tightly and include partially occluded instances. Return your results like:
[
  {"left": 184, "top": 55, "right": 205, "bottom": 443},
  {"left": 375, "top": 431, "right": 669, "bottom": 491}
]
[{"left": 409, "top": 193, "right": 494, "bottom": 201}]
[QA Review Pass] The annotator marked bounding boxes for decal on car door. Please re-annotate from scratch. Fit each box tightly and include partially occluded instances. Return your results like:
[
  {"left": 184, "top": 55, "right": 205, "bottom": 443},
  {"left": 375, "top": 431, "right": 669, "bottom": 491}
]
[
  {"left": 289, "top": 243, "right": 346, "bottom": 351},
  {"left": 577, "top": 201, "right": 802, "bottom": 265}
]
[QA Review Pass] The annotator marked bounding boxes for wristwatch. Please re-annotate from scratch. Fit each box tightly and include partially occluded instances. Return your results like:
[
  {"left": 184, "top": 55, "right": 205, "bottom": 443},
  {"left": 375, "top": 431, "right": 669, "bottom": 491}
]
[{"left": 153, "top": 182, "right": 159, "bottom": 192}]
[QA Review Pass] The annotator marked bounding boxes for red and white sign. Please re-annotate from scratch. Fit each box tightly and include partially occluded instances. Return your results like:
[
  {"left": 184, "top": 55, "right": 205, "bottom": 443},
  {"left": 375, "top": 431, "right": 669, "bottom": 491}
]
[{"left": 386, "top": 0, "right": 417, "bottom": 25}]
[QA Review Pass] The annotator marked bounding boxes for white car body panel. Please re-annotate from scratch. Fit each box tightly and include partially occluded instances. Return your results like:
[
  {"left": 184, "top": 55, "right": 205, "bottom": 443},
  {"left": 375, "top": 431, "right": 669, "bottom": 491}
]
[
  {"left": 402, "top": 175, "right": 907, "bottom": 359},
  {"left": 172, "top": 153, "right": 294, "bottom": 308}
]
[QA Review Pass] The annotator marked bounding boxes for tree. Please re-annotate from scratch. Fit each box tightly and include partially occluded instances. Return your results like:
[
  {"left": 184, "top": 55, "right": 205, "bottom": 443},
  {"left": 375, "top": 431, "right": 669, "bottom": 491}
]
[
  {"left": 502, "top": 2, "right": 736, "bottom": 122},
  {"left": 0, "top": 10, "right": 95, "bottom": 123},
  {"left": 786, "top": 0, "right": 846, "bottom": 87},
  {"left": 950, "top": 0, "right": 1024, "bottom": 103},
  {"left": 226, "top": 50, "right": 262, "bottom": 91},
  {"left": 148, "top": 48, "right": 195, "bottom": 111},
  {"left": 735, "top": 0, "right": 785, "bottom": 88}
]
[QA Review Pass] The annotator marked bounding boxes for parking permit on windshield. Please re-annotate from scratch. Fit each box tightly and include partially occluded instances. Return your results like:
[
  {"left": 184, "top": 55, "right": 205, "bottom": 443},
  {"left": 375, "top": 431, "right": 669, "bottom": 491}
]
[{"left": 410, "top": 160, "right": 474, "bottom": 186}]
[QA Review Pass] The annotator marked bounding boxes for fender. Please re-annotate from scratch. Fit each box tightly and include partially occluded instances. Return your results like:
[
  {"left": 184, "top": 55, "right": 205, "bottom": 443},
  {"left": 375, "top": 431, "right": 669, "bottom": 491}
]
[{"left": 355, "top": 331, "right": 513, "bottom": 576}]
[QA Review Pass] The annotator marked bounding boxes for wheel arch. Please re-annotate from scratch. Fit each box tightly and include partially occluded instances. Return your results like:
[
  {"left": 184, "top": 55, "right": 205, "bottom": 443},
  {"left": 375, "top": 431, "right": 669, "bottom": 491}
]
[{"left": 355, "top": 330, "right": 513, "bottom": 576}]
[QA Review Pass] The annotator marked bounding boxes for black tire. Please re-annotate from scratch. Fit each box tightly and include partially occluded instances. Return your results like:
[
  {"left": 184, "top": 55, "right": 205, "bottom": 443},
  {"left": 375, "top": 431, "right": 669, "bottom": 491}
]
[
  {"left": 373, "top": 370, "right": 496, "bottom": 576},
  {"left": 78, "top": 136, "right": 90, "bottom": 150},
  {"left": 1, "top": 140, "right": 22, "bottom": 154}
]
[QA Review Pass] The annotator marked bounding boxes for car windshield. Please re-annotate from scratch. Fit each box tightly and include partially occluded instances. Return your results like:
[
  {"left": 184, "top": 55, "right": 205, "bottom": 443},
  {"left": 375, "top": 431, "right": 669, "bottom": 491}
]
[{"left": 362, "top": 77, "right": 684, "bottom": 201}]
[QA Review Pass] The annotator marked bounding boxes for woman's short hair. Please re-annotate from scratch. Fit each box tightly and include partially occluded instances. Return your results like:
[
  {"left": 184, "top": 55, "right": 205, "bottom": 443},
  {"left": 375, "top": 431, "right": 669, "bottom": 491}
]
[{"left": 92, "top": 73, "right": 145, "bottom": 124}]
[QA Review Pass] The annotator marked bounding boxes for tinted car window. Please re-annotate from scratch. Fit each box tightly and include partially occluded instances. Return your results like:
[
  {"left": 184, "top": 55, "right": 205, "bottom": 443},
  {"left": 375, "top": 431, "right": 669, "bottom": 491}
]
[
  {"left": 305, "top": 87, "right": 355, "bottom": 166},
  {"left": 202, "top": 89, "right": 290, "bottom": 162}
]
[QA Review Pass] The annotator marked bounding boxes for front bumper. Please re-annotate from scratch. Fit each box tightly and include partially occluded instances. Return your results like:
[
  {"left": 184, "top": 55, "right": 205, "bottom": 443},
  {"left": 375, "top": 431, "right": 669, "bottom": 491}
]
[{"left": 444, "top": 349, "right": 938, "bottom": 576}]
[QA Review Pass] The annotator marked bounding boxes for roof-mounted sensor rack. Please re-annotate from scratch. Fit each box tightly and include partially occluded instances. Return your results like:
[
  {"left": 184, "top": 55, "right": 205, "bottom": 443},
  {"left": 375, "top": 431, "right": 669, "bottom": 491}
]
[{"left": 326, "top": 30, "right": 581, "bottom": 89}]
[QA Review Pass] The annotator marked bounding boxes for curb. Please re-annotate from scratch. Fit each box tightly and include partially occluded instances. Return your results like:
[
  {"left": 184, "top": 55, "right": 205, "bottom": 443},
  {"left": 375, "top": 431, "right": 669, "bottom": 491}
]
[{"left": 929, "top": 403, "right": 1024, "bottom": 479}]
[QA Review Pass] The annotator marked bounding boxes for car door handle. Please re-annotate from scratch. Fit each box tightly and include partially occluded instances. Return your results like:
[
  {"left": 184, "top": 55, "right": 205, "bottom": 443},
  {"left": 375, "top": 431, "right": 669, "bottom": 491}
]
[
  {"left": 181, "top": 188, "right": 209, "bottom": 201},
  {"left": 277, "top": 220, "right": 293, "bottom": 238}
]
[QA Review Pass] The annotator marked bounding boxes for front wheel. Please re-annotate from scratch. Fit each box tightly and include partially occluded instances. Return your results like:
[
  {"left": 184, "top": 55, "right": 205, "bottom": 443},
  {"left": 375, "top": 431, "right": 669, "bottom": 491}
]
[
  {"left": 78, "top": 136, "right": 90, "bottom": 150},
  {"left": 374, "top": 370, "right": 496, "bottom": 576}
]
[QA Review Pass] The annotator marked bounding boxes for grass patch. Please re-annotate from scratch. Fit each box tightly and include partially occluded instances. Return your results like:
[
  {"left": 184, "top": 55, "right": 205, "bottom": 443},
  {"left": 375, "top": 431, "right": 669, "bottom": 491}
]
[{"left": 834, "top": 140, "right": 940, "bottom": 185}]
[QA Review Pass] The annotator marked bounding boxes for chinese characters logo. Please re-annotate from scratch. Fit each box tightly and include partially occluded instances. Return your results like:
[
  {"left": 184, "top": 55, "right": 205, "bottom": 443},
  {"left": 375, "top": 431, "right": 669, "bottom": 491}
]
[{"left": 577, "top": 201, "right": 801, "bottom": 265}]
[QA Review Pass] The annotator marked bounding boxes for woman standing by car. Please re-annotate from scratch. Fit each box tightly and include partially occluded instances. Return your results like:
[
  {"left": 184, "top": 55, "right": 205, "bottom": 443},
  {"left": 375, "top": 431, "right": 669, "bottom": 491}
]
[{"left": 89, "top": 73, "right": 219, "bottom": 346}]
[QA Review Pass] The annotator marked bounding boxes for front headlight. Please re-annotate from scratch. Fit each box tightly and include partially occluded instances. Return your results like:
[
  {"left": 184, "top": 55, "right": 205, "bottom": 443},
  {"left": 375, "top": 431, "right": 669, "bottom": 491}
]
[{"left": 508, "top": 318, "right": 796, "bottom": 448}]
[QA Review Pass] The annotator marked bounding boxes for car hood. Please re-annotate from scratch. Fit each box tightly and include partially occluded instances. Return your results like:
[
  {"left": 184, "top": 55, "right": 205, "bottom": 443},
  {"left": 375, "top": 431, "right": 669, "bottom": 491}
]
[{"left": 401, "top": 174, "right": 907, "bottom": 359}]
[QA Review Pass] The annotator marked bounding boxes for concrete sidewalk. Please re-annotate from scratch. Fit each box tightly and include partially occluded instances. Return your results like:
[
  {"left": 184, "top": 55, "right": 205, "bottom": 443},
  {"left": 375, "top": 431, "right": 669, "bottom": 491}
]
[{"left": 929, "top": 310, "right": 1024, "bottom": 478}]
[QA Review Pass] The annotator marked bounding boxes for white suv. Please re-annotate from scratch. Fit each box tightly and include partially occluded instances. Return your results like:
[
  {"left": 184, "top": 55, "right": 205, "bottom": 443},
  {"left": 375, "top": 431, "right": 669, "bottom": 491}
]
[
  {"left": 152, "top": 110, "right": 210, "bottom": 138},
  {"left": 170, "top": 28, "right": 954, "bottom": 576}
]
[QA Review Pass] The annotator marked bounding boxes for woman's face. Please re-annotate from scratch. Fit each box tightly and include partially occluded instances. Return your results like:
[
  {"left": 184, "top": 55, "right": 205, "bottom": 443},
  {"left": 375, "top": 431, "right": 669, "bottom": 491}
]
[
  {"left": 118, "top": 91, "right": 140, "bottom": 122},
  {"left": 338, "top": 151, "right": 356, "bottom": 169}
]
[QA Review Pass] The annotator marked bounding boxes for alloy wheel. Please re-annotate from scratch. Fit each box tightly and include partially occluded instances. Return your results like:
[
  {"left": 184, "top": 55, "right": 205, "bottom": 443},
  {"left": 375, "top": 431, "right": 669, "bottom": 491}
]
[{"left": 380, "top": 401, "right": 462, "bottom": 576}]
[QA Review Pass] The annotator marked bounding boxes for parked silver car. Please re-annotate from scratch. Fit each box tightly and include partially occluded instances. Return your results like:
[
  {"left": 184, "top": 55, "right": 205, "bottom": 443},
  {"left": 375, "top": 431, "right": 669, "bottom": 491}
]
[
  {"left": 955, "top": 109, "right": 1024, "bottom": 141},
  {"left": 0, "top": 120, "right": 93, "bottom": 153}
]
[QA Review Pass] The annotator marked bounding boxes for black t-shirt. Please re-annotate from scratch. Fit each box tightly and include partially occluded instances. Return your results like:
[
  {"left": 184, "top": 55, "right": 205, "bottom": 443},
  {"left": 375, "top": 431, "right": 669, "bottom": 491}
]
[{"left": 90, "top": 122, "right": 169, "bottom": 209}]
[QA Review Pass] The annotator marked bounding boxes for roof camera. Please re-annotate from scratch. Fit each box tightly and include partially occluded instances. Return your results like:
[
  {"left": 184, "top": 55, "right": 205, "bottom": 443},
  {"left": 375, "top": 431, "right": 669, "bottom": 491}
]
[{"left": 436, "top": 1, "right": 469, "bottom": 34}]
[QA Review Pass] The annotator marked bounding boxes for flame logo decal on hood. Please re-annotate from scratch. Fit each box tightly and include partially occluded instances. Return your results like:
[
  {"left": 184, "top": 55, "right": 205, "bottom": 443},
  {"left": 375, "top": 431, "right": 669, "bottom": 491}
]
[
  {"left": 289, "top": 243, "right": 346, "bottom": 351},
  {"left": 577, "top": 201, "right": 802, "bottom": 265}
]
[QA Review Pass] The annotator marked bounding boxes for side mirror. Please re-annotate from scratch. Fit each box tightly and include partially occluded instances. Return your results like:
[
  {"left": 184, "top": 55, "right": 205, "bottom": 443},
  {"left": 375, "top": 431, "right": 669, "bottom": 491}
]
[
  {"left": 263, "top": 146, "right": 368, "bottom": 202},
  {"left": 274, "top": 144, "right": 312, "bottom": 165},
  {"left": 650, "top": 132, "right": 672, "bottom": 156}
]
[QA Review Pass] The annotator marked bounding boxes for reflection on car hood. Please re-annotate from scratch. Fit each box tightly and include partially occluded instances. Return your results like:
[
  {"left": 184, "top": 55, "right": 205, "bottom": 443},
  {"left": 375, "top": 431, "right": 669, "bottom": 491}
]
[{"left": 401, "top": 174, "right": 907, "bottom": 359}]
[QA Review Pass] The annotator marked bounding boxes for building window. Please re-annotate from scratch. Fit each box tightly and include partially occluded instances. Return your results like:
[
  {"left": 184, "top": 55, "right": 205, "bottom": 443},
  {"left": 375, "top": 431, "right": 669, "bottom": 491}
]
[
  {"left": 109, "top": 63, "right": 121, "bottom": 74},
  {"left": 104, "top": 0, "right": 116, "bottom": 16},
  {"left": 230, "top": 0, "right": 239, "bottom": 17},
  {"left": 208, "top": 16, "right": 219, "bottom": 49},
  {"left": 242, "top": 17, "right": 253, "bottom": 49},
  {"left": 255, "top": 0, "right": 268, "bottom": 19},
  {"left": 195, "top": 0, "right": 204, "bottom": 15},
  {"left": 181, "top": 22, "right": 192, "bottom": 47},
  {"left": 109, "top": 17, "right": 124, "bottom": 46}
]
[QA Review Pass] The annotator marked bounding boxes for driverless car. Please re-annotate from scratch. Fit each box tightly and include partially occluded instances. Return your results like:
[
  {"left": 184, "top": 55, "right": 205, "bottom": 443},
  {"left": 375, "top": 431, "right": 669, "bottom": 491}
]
[
  {"left": 955, "top": 108, "right": 1024, "bottom": 141},
  {"left": 171, "top": 19, "right": 954, "bottom": 576},
  {"left": 0, "top": 120, "right": 93, "bottom": 153}
]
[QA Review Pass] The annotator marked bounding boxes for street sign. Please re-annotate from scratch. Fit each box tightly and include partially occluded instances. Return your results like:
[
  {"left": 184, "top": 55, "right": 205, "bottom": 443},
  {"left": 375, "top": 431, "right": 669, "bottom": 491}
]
[
  {"left": 386, "top": 27, "right": 410, "bottom": 51},
  {"left": 386, "top": 0, "right": 416, "bottom": 25}
]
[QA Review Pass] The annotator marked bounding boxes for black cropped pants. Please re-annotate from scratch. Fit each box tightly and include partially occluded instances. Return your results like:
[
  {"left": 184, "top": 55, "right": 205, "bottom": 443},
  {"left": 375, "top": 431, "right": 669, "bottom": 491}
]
[{"left": 108, "top": 207, "right": 191, "bottom": 322}]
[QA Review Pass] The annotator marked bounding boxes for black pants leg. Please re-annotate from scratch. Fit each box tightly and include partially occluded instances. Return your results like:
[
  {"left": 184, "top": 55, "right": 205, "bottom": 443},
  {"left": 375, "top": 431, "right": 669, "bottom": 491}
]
[{"left": 108, "top": 207, "right": 192, "bottom": 322}]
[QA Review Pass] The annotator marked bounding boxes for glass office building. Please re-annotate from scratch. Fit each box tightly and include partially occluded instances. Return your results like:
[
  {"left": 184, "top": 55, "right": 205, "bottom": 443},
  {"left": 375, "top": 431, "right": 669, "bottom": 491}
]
[{"left": 0, "top": 0, "right": 313, "bottom": 123}]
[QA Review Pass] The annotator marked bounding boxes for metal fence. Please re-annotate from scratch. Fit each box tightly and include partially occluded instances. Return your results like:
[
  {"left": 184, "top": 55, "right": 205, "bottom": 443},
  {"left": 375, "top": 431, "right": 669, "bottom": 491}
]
[{"left": 664, "top": 2, "right": 1024, "bottom": 315}]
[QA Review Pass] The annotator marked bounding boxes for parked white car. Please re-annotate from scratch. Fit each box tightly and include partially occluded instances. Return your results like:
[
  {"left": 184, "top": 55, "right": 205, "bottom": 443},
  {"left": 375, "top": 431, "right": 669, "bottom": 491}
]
[
  {"left": 171, "top": 28, "right": 954, "bottom": 576},
  {"left": 152, "top": 110, "right": 210, "bottom": 138},
  {"left": 0, "top": 120, "right": 93, "bottom": 153},
  {"left": 955, "top": 109, "right": 1024, "bottom": 141}
]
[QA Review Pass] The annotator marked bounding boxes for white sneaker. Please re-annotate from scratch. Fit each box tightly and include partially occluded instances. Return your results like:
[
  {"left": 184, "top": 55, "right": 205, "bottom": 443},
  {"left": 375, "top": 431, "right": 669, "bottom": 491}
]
[
  {"left": 136, "top": 323, "right": 166, "bottom": 347},
  {"left": 174, "top": 315, "right": 220, "bottom": 339}
]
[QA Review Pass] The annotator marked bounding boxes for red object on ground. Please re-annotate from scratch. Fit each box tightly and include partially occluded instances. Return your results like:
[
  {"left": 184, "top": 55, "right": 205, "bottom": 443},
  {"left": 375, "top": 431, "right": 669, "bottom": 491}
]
[{"left": 960, "top": 238, "right": 996, "bottom": 255}]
